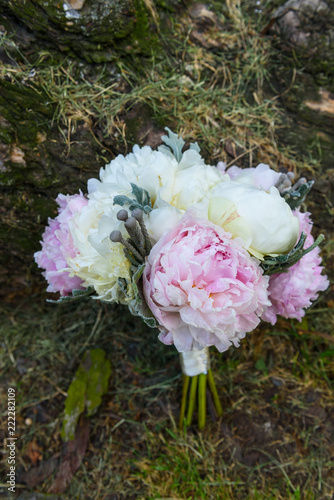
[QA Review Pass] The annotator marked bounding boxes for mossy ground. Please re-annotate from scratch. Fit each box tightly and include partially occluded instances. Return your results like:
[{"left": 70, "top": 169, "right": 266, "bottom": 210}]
[{"left": 0, "top": 0, "right": 333, "bottom": 499}]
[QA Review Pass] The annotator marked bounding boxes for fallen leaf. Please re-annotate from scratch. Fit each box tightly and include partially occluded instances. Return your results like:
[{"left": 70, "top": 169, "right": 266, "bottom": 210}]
[
  {"left": 62, "top": 348, "right": 112, "bottom": 441},
  {"left": 26, "top": 438, "right": 43, "bottom": 465},
  {"left": 49, "top": 415, "right": 89, "bottom": 494}
]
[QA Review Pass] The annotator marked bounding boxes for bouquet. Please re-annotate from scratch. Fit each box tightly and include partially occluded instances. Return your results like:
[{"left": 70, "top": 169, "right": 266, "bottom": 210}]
[{"left": 35, "top": 129, "right": 329, "bottom": 430}]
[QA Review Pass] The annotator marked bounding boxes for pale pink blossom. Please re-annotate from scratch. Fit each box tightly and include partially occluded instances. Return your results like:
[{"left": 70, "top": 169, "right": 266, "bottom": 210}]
[
  {"left": 34, "top": 193, "right": 88, "bottom": 295},
  {"left": 262, "top": 210, "right": 329, "bottom": 324},
  {"left": 143, "top": 214, "right": 270, "bottom": 352},
  {"left": 217, "top": 162, "right": 281, "bottom": 191}
]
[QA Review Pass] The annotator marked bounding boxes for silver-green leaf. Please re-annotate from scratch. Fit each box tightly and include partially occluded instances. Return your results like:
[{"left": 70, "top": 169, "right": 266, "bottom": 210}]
[{"left": 261, "top": 232, "right": 325, "bottom": 275}]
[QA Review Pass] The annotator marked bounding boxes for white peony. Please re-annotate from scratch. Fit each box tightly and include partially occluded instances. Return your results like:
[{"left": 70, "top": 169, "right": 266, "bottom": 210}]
[
  {"left": 94, "top": 144, "right": 226, "bottom": 212},
  {"left": 66, "top": 202, "right": 133, "bottom": 303},
  {"left": 208, "top": 181, "right": 300, "bottom": 258},
  {"left": 145, "top": 204, "right": 183, "bottom": 243},
  {"left": 159, "top": 149, "right": 227, "bottom": 209},
  {"left": 94, "top": 145, "right": 178, "bottom": 204}
]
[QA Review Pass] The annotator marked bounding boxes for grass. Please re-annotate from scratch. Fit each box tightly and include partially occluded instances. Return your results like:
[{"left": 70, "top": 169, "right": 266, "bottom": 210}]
[
  {"left": 1, "top": 0, "right": 333, "bottom": 498},
  {"left": 0, "top": 296, "right": 333, "bottom": 499}
]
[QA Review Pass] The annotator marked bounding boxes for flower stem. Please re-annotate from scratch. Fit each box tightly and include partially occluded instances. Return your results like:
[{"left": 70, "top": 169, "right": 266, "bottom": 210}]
[
  {"left": 186, "top": 375, "right": 198, "bottom": 427},
  {"left": 179, "top": 375, "right": 190, "bottom": 430},
  {"left": 198, "top": 373, "right": 207, "bottom": 431},
  {"left": 207, "top": 369, "right": 223, "bottom": 417}
]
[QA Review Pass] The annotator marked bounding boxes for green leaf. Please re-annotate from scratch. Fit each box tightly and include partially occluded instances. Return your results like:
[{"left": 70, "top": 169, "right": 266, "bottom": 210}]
[
  {"left": 159, "top": 128, "right": 202, "bottom": 162},
  {"left": 131, "top": 263, "right": 146, "bottom": 298},
  {"left": 128, "top": 263, "right": 157, "bottom": 329},
  {"left": 283, "top": 180, "right": 314, "bottom": 210},
  {"left": 61, "top": 378, "right": 86, "bottom": 441},
  {"left": 113, "top": 184, "right": 152, "bottom": 213},
  {"left": 130, "top": 183, "right": 151, "bottom": 207},
  {"left": 118, "top": 277, "right": 130, "bottom": 298},
  {"left": 128, "top": 299, "right": 157, "bottom": 329},
  {"left": 47, "top": 286, "right": 95, "bottom": 304},
  {"left": 84, "top": 349, "right": 112, "bottom": 417},
  {"left": 61, "top": 348, "right": 112, "bottom": 441},
  {"left": 113, "top": 194, "right": 131, "bottom": 207},
  {"left": 160, "top": 127, "right": 185, "bottom": 162},
  {"left": 261, "top": 232, "right": 325, "bottom": 276},
  {"left": 189, "top": 142, "right": 201, "bottom": 153}
]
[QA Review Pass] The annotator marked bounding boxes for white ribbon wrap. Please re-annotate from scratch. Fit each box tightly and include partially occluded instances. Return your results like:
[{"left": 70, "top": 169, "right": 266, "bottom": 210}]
[{"left": 180, "top": 347, "right": 210, "bottom": 377}]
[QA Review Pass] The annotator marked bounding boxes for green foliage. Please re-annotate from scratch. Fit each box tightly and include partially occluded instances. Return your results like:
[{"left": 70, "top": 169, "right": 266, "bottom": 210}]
[
  {"left": 159, "top": 127, "right": 200, "bottom": 161},
  {"left": 62, "top": 348, "right": 112, "bottom": 441},
  {"left": 47, "top": 287, "right": 96, "bottom": 304},
  {"left": 283, "top": 181, "right": 315, "bottom": 210},
  {"left": 261, "top": 232, "right": 325, "bottom": 276},
  {"left": 114, "top": 183, "right": 152, "bottom": 214},
  {"left": 129, "top": 264, "right": 157, "bottom": 328}
]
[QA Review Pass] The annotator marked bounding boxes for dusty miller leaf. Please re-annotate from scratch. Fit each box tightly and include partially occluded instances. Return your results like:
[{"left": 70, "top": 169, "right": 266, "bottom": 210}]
[
  {"left": 159, "top": 128, "right": 201, "bottom": 161},
  {"left": 261, "top": 232, "right": 325, "bottom": 275},
  {"left": 118, "top": 277, "right": 130, "bottom": 298},
  {"left": 113, "top": 183, "right": 152, "bottom": 213},
  {"left": 128, "top": 264, "right": 157, "bottom": 329},
  {"left": 282, "top": 180, "right": 314, "bottom": 210},
  {"left": 160, "top": 127, "right": 185, "bottom": 162},
  {"left": 189, "top": 142, "right": 201, "bottom": 153},
  {"left": 47, "top": 286, "right": 95, "bottom": 304},
  {"left": 61, "top": 348, "right": 112, "bottom": 441}
]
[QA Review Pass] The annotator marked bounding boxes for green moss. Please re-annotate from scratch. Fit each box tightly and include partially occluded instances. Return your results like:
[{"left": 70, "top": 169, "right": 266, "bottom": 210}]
[
  {"left": 2, "top": 0, "right": 138, "bottom": 62},
  {"left": 0, "top": 125, "right": 13, "bottom": 144},
  {"left": 0, "top": 81, "right": 53, "bottom": 145}
]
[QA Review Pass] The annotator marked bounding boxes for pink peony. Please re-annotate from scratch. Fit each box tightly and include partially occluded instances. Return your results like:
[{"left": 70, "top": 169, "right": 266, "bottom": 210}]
[
  {"left": 143, "top": 214, "right": 270, "bottom": 352},
  {"left": 34, "top": 193, "right": 88, "bottom": 296},
  {"left": 262, "top": 210, "right": 329, "bottom": 325}
]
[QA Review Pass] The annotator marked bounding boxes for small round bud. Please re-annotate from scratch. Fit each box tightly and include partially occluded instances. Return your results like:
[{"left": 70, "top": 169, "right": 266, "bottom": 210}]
[
  {"left": 110, "top": 230, "right": 123, "bottom": 243},
  {"left": 132, "top": 208, "right": 143, "bottom": 221},
  {"left": 117, "top": 209, "right": 128, "bottom": 222},
  {"left": 124, "top": 217, "right": 137, "bottom": 230}
]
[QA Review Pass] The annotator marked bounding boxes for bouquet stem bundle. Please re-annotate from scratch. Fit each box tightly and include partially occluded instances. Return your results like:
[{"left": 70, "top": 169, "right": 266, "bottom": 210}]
[{"left": 179, "top": 349, "right": 223, "bottom": 430}]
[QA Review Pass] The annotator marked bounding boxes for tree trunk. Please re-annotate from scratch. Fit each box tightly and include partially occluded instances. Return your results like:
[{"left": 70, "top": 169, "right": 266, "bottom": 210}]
[{"left": 0, "top": 5, "right": 160, "bottom": 300}]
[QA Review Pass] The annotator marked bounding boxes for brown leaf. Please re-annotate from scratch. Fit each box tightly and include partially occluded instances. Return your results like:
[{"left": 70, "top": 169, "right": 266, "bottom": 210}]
[
  {"left": 48, "top": 416, "right": 89, "bottom": 494},
  {"left": 26, "top": 438, "right": 43, "bottom": 465},
  {"left": 224, "top": 140, "right": 236, "bottom": 158}
]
